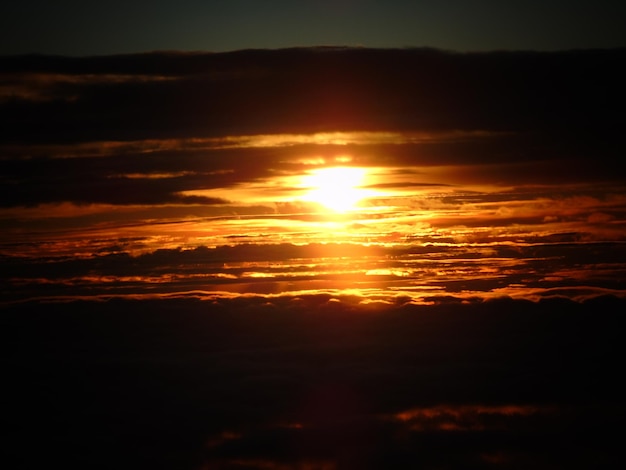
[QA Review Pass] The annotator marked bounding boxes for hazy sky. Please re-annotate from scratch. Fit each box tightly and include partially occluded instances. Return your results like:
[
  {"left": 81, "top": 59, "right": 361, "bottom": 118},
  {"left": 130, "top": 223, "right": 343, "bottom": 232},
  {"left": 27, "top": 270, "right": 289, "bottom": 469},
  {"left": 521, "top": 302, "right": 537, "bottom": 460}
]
[{"left": 2, "top": 0, "right": 626, "bottom": 55}]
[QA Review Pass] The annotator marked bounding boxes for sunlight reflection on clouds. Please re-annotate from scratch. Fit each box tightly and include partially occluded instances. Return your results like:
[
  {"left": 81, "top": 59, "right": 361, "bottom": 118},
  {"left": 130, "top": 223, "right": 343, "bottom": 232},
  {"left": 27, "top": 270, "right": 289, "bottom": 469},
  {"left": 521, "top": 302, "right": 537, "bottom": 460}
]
[{"left": 2, "top": 129, "right": 626, "bottom": 305}]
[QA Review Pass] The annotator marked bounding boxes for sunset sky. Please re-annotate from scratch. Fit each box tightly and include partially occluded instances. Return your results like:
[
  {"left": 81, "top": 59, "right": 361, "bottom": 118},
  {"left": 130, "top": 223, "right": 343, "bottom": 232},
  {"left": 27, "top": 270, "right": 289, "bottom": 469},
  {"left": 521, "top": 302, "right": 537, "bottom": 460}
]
[
  {"left": 3, "top": 48, "right": 625, "bottom": 305},
  {"left": 2, "top": 4, "right": 626, "bottom": 470}
]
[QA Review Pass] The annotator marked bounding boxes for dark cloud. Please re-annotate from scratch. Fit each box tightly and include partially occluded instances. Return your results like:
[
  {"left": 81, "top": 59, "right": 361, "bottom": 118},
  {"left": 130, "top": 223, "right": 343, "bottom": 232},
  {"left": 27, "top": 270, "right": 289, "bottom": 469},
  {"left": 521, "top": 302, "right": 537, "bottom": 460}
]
[
  {"left": 0, "top": 173, "right": 230, "bottom": 207},
  {"left": 1, "top": 48, "right": 625, "bottom": 144},
  {"left": 2, "top": 295, "right": 625, "bottom": 468},
  {"left": 0, "top": 145, "right": 276, "bottom": 207}
]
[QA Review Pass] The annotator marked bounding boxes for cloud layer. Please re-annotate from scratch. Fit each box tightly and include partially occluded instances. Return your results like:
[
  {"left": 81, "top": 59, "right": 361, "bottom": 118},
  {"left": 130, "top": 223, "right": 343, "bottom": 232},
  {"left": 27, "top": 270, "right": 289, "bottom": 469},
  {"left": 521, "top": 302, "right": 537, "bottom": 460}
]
[
  {"left": 2, "top": 48, "right": 625, "bottom": 141},
  {"left": 3, "top": 296, "right": 625, "bottom": 468}
]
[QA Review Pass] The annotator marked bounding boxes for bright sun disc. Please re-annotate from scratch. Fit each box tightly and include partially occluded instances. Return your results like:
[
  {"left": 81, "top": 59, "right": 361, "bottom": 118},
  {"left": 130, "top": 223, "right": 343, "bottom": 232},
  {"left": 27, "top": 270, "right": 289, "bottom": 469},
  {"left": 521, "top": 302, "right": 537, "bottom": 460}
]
[{"left": 301, "top": 167, "right": 370, "bottom": 212}]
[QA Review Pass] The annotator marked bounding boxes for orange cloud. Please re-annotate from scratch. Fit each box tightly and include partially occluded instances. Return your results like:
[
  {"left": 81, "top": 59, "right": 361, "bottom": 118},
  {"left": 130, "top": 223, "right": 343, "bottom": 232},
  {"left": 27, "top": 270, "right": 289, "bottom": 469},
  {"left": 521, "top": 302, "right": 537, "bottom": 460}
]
[{"left": 392, "top": 404, "right": 553, "bottom": 432}]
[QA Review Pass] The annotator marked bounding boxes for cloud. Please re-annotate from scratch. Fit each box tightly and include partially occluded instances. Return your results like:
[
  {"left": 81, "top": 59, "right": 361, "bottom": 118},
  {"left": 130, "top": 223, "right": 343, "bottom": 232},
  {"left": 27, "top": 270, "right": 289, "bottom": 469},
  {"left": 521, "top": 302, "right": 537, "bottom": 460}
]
[
  {"left": 3, "top": 295, "right": 626, "bottom": 468},
  {"left": 1, "top": 48, "right": 625, "bottom": 144},
  {"left": 3, "top": 237, "right": 626, "bottom": 305},
  {"left": 391, "top": 404, "right": 552, "bottom": 431}
]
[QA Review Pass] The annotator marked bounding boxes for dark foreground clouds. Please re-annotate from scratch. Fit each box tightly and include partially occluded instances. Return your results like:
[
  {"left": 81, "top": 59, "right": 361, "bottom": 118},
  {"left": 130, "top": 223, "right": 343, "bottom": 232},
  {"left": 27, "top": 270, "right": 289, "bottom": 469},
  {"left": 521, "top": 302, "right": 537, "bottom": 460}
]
[{"left": 2, "top": 296, "right": 625, "bottom": 469}]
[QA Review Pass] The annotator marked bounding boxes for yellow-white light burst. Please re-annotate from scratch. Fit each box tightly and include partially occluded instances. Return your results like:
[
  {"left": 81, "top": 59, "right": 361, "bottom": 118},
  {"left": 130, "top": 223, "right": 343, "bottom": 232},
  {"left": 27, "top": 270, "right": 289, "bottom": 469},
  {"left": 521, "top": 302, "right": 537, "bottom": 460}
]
[{"left": 301, "top": 167, "right": 372, "bottom": 212}]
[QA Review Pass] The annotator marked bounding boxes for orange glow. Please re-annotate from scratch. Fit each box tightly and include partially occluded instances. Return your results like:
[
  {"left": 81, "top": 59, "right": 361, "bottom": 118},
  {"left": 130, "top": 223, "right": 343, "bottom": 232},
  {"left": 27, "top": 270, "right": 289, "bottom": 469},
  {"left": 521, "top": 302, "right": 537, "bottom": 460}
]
[
  {"left": 392, "top": 404, "right": 551, "bottom": 432},
  {"left": 394, "top": 404, "right": 544, "bottom": 422},
  {"left": 300, "top": 167, "right": 374, "bottom": 212}
]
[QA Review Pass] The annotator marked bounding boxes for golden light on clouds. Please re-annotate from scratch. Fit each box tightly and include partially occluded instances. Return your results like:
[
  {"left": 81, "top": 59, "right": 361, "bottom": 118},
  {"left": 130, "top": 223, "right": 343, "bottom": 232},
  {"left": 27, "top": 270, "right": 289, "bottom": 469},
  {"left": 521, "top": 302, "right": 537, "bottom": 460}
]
[{"left": 2, "top": 128, "right": 626, "bottom": 305}]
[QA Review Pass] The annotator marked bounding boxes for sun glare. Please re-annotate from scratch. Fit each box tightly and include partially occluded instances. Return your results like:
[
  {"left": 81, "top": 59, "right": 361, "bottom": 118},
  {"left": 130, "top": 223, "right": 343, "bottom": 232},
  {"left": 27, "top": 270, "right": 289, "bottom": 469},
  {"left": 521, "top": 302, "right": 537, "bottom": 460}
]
[{"left": 301, "top": 167, "right": 371, "bottom": 212}]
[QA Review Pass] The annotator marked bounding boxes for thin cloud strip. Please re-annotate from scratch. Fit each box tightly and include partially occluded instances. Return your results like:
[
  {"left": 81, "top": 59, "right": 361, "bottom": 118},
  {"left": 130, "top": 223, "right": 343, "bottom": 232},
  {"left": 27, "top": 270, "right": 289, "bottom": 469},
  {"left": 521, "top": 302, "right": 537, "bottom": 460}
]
[{"left": 3, "top": 239, "right": 625, "bottom": 304}]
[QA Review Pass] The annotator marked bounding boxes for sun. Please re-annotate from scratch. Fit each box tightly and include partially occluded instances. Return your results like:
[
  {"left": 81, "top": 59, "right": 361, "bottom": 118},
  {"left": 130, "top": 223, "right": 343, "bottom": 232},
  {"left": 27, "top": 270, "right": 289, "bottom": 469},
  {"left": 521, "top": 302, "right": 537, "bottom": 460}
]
[{"left": 301, "top": 167, "right": 371, "bottom": 212}]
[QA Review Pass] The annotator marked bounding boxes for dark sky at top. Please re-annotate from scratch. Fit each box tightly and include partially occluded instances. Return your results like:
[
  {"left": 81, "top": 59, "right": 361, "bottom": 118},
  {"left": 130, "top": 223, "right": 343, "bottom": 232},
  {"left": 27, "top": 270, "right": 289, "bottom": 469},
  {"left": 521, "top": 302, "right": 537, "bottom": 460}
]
[{"left": 2, "top": 0, "right": 626, "bottom": 56}]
